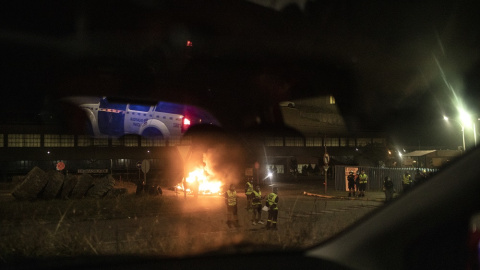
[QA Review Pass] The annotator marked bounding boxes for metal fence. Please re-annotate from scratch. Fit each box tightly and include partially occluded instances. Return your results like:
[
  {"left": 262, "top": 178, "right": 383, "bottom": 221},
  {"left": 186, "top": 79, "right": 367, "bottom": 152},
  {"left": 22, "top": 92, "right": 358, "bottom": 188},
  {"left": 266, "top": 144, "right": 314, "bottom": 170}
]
[{"left": 334, "top": 166, "right": 439, "bottom": 192}]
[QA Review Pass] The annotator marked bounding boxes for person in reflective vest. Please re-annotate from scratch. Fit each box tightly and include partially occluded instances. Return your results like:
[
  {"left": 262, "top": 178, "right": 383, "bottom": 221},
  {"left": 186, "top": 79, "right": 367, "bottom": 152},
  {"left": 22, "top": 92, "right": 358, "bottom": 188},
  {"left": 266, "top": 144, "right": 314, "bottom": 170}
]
[
  {"left": 358, "top": 170, "right": 368, "bottom": 197},
  {"left": 224, "top": 184, "right": 239, "bottom": 228},
  {"left": 266, "top": 186, "right": 279, "bottom": 230},
  {"left": 402, "top": 171, "right": 412, "bottom": 193},
  {"left": 251, "top": 185, "right": 265, "bottom": 225},
  {"left": 245, "top": 178, "right": 254, "bottom": 210}
]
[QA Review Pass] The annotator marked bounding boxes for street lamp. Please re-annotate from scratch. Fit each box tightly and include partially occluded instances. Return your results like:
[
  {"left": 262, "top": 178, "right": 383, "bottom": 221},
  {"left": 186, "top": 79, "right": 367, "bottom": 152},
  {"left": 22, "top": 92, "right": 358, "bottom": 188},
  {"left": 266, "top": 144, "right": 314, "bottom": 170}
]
[
  {"left": 468, "top": 119, "right": 478, "bottom": 147},
  {"left": 472, "top": 117, "right": 480, "bottom": 147},
  {"left": 458, "top": 109, "right": 478, "bottom": 148},
  {"left": 443, "top": 115, "right": 466, "bottom": 152}
]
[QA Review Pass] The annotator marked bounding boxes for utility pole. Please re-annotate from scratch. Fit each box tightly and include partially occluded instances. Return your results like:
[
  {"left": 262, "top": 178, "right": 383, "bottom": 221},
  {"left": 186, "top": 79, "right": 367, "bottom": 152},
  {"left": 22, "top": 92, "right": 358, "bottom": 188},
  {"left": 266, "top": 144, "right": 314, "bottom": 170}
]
[{"left": 323, "top": 144, "right": 330, "bottom": 194}]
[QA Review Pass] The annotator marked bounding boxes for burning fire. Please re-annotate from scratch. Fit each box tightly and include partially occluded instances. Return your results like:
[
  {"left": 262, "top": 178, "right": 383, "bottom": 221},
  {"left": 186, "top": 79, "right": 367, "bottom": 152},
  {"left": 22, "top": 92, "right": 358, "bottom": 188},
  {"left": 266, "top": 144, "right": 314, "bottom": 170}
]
[{"left": 176, "top": 167, "right": 223, "bottom": 195}]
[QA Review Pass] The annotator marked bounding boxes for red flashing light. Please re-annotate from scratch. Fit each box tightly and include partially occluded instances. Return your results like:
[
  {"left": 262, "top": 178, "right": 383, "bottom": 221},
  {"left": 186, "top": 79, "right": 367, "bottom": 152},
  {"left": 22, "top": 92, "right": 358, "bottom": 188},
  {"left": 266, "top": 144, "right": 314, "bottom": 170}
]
[
  {"left": 182, "top": 117, "right": 191, "bottom": 133},
  {"left": 186, "top": 40, "right": 193, "bottom": 47}
]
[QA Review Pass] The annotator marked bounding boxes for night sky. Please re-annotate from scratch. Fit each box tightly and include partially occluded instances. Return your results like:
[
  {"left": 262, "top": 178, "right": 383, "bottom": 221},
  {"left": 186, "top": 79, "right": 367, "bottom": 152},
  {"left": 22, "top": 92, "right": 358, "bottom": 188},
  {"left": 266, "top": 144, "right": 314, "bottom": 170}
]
[{"left": 1, "top": 0, "right": 479, "bottom": 149}]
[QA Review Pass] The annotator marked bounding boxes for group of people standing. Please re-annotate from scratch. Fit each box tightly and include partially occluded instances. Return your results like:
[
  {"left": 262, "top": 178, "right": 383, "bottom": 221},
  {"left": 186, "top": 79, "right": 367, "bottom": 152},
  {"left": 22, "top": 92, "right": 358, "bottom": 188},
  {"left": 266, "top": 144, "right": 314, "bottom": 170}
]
[
  {"left": 347, "top": 169, "right": 429, "bottom": 202},
  {"left": 224, "top": 179, "right": 279, "bottom": 230},
  {"left": 402, "top": 169, "right": 428, "bottom": 193},
  {"left": 346, "top": 170, "right": 368, "bottom": 198},
  {"left": 385, "top": 169, "right": 428, "bottom": 202}
]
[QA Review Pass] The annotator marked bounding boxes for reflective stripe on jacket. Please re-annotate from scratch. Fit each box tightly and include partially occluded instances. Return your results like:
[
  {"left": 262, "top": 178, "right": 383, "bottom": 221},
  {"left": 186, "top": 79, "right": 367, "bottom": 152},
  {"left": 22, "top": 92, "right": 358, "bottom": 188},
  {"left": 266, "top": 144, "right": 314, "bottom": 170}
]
[
  {"left": 402, "top": 174, "right": 412, "bottom": 185},
  {"left": 252, "top": 190, "right": 262, "bottom": 205},
  {"left": 267, "top": 193, "right": 278, "bottom": 210},
  {"left": 245, "top": 182, "right": 253, "bottom": 195}
]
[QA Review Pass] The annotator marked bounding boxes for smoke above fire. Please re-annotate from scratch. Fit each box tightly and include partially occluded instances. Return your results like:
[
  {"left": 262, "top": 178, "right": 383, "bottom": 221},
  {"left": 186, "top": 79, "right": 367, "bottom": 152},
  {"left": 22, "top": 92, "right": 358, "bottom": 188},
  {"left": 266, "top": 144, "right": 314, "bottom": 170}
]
[{"left": 203, "top": 143, "right": 244, "bottom": 187}]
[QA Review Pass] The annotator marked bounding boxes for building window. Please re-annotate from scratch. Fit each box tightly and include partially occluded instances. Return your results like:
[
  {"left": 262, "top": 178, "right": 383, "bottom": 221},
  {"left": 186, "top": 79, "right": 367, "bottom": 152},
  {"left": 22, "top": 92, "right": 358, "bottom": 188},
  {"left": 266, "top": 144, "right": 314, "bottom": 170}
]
[
  {"left": 0, "top": 134, "right": 3, "bottom": 147},
  {"left": 285, "top": 137, "right": 304, "bottom": 146},
  {"left": 13, "top": 160, "right": 35, "bottom": 170},
  {"left": 123, "top": 135, "right": 139, "bottom": 147},
  {"left": 324, "top": 137, "right": 339, "bottom": 147},
  {"left": 340, "top": 138, "right": 348, "bottom": 147},
  {"left": 94, "top": 137, "right": 109, "bottom": 147},
  {"left": 112, "top": 159, "right": 126, "bottom": 168},
  {"left": 348, "top": 138, "right": 356, "bottom": 147},
  {"left": 298, "top": 164, "right": 307, "bottom": 173},
  {"left": 266, "top": 165, "right": 284, "bottom": 174},
  {"left": 329, "top": 95, "right": 336, "bottom": 104},
  {"left": 61, "top": 135, "right": 74, "bottom": 147},
  {"left": 44, "top": 134, "right": 74, "bottom": 147},
  {"left": 44, "top": 134, "right": 59, "bottom": 147},
  {"left": 142, "top": 137, "right": 166, "bottom": 147},
  {"left": 306, "top": 137, "right": 323, "bottom": 147},
  {"left": 265, "top": 137, "right": 283, "bottom": 146},
  {"left": 168, "top": 137, "right": 181, "bottom": 146},
  {"left": 77, "top": 135, "right": 93, "bottom": 147},
  {"left": 111, "top": 137, "right": 122, "bottom": 146},
  {"left": 357, "top": 138, "right": 371, "bottom": 147},
  {"left": 111, "top": 158, "right": 137, "bottom": 170},
  {"left": 8, "top": 134, "right": 41, "bottom": 147},
  {"left": 373, "top": 138, "right": 385, "bottom": 145}
]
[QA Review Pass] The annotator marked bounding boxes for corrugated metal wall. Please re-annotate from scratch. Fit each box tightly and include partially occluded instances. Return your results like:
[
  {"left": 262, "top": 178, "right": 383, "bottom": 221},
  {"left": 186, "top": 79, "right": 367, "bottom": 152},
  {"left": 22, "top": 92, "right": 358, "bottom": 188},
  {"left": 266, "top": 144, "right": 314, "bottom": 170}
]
[{"left": 334, "top": 166, "right": 439, "bottom": 192}]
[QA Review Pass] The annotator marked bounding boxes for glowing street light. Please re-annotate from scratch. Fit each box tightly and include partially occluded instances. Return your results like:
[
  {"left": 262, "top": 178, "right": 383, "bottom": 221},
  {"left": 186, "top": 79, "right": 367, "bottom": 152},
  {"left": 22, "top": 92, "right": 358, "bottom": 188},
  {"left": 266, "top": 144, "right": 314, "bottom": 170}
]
[
  {"left": 459, "top": 109, "right": 472, "bottom": 129},
  {"left": 456, "top": 109, "right": 478, "bottom": 148},
  {"left": 444, "top": 115, "right": 466, "bottom": 152}
]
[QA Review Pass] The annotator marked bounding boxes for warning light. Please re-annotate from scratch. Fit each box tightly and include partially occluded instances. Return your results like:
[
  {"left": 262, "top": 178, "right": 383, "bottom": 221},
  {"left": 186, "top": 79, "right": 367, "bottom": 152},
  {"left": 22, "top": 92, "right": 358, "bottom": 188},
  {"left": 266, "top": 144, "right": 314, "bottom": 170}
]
[
  {"left": 186, "top": 40, "right": 193, "bottom": 47},
  {"left": 182, "top": 117, "right": 191, "bottom": 133}
]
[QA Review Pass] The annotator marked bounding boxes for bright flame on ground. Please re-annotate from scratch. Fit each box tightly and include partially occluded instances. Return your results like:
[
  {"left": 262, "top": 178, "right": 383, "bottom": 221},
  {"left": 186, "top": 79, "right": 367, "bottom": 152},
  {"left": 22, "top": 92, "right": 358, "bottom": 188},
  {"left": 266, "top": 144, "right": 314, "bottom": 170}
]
[{"left": 176, "top": 167, "right": 223, "bottom": 195}]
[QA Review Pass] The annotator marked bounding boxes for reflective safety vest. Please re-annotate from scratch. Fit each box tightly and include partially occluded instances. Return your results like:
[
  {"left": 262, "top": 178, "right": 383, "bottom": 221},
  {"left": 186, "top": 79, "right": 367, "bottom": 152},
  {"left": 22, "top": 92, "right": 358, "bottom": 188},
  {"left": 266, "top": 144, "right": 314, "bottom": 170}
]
[
  {"left": 227, "top": 190, "right": 237, "bottom": 206},
  {"left": 267, "top": 193, "right": 278, "bottom": 210},
  {"left": 403, "top": 174, "right": 412, "bottom": 185},
  {"left": 359, "top": 173, "right": 368, "bottom": 184},
  {"left": 246, "top": 181, "right": 253, "bottom": 195},
  {"left": 252, "top": 190, "right": 262, "bottom": 205}
]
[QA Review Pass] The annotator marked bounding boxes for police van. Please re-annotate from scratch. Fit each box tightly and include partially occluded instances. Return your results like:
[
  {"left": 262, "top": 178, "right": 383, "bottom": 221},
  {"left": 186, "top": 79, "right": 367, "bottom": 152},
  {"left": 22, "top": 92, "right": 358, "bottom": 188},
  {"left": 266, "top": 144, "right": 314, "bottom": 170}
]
[{"left": 75, "top": 97, "right": 220, "bottom": 139}]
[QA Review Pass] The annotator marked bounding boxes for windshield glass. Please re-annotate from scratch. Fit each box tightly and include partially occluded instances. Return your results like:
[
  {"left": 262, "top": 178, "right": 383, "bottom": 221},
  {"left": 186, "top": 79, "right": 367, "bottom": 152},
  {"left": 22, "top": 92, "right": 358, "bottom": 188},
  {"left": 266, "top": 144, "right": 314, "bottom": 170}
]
[{"left": 1, "top": 0, "right": 479, "bottom": 263}]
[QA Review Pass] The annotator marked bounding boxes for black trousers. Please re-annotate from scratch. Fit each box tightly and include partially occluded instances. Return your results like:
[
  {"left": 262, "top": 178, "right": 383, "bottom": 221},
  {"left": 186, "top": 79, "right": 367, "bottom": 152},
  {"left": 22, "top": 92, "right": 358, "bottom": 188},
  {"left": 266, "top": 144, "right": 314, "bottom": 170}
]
[{"left": 267, "top": 209, "right": 278, "bottom": 224}]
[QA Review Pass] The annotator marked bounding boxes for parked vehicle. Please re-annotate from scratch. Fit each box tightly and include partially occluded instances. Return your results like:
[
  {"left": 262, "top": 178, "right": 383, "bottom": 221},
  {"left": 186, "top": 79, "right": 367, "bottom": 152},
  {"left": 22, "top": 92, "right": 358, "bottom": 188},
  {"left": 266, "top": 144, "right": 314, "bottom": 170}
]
[{"left": 74, "top": 97, "right": 220, "bottom": 139}]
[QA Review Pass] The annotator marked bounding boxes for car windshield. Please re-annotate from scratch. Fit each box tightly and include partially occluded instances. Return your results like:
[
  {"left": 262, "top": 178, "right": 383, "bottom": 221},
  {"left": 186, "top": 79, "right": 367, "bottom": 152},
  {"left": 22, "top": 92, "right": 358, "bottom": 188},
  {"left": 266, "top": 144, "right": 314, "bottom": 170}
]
[{"left": 1, "top": 0, "right": 479, "bottom": 265}]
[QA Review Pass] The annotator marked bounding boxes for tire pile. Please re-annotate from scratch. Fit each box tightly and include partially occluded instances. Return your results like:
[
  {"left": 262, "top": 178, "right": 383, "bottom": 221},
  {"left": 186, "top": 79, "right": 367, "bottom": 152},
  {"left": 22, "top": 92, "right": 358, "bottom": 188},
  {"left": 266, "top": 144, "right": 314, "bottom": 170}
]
[{"left": 11, "top": 167, "right": 127, "bottom": 200}]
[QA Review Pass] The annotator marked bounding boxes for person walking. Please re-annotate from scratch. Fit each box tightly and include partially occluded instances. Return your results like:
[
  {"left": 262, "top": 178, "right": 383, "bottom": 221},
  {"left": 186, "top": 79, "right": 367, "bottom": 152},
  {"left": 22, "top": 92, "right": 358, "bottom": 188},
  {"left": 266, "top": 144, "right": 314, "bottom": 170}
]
[
  {"left": 347, "top": 171, "right": 356, "bottom": 197},
  {"left": 402, "top": 171, "right": 412, "bottom": 193},
  {"left": 383, "top": 176, "right": 394, "bottom": 202},
  {"left": 251, "top": 185, "right": 265, "bottom": 225},
  {"left": 358, "top": 170, "right": 368, "bottom": 197},
  {"left": 225, "top": 184, "right": 239, "bottom": 228},
  {"left": 265, "top": 186, "right": 279, "bottom": 230},
  {"left": 245, "top": 177, "right": 254, "bottom": 210}
]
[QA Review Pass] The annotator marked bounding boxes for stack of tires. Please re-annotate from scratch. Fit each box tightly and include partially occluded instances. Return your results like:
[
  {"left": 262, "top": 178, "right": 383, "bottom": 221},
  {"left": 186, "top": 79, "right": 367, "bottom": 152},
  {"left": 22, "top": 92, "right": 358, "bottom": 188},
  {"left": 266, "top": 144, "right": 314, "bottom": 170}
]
[{"left": 11, "top": 167, "right": 125, "bottom": 200}]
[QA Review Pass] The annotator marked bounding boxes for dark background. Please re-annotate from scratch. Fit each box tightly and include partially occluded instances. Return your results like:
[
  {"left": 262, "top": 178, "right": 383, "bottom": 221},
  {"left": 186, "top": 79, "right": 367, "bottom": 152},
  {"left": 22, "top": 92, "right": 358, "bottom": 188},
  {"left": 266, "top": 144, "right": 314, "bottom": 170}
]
[{"left": 1, "top": 0, "right": 479, "bottom": 148}]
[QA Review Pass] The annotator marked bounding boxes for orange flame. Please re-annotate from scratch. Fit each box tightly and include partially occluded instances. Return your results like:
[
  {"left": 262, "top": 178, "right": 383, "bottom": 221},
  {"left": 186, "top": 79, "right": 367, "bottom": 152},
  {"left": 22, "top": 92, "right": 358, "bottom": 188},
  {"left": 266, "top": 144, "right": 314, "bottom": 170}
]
[{"left": 177, "top": 167, "right": 223, "bottom": 195}]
